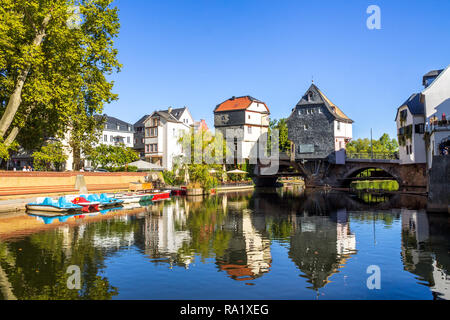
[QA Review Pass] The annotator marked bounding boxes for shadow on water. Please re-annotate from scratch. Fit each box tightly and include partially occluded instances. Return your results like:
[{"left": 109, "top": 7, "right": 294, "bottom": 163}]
[{"left": 0, "top": 188, "right": 448, "bottom": 300}]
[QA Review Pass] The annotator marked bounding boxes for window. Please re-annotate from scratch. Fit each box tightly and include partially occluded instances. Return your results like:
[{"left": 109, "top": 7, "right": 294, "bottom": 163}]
[
  {"left": 248, "top": 126, "right": 252, "bottom": 134},
  {"left": 248, "top": 114, "right": 251, "bottom": 120},
  {"left": 127, "top": 137, "right": 130, "bottom": 144},
  {"left": 304, "top": 125, "right": 308, "bottom": 131},
  {"left": 318, "top": 108, "right": 322, "bottom": 114},
  {"left": 337, "top": 121, "right": 341, "bottom": 130},
  {"left": 110, "top": 136, "right": 113, "bottom": 142},
  {"left": 400, "top": 109, "right": 408, "bottom": 120},
  {"left": 415, "top": 123, "right": 424, "bottom": 134},
  {"left": 104, "top": 135, "right": 107, "bottom": 142},
  {"left": 142, "top": 138, "right": 144, "bottom": 144}
]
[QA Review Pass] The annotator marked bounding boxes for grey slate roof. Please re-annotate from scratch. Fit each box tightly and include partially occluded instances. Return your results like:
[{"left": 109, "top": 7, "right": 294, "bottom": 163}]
[
  {"left": 152, "top": 107, "right": 187, "bottom": 123},
  {"left": 95, "top": 114, "right": 134, "bottom": 132},
  {"left": 395, "top": 93, "right": 424, "bottom": 120},
  {"left": 134, "top": 114, "right": 150, "bottom": 128},
  {"left": 295, "top": 84, "right": 353, "bottom": 123},
  {"left": 423, "top": 69, "right": 444, "bottom": 86}
]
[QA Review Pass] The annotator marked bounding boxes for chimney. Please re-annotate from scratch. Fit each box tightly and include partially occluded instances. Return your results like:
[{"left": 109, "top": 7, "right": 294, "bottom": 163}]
[
  {"left": 168, "top": 107, "right": 173, "bottom": 113},
  {"left": 231, "top": 96, "right": 236, "bottom": 100}
]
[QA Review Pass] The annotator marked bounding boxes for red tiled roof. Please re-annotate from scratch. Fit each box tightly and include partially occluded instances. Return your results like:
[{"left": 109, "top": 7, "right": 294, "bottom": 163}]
[{"left": 214, "top": 96, "right": 269, "bottom": 113}]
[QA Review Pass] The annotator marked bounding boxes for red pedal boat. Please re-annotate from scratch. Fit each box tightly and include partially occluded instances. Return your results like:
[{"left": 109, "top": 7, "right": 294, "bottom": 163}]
[
  {"left": 71, "top": 197, "right": 100, "bottom": 213},
  {"left": 149, "top": 190, "right": 171, "bottom": 201}
]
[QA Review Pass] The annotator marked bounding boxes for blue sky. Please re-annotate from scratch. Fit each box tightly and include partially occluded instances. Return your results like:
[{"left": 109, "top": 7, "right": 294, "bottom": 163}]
[{"left": 105, "top": 0, "right": 450, "bottom": 139}]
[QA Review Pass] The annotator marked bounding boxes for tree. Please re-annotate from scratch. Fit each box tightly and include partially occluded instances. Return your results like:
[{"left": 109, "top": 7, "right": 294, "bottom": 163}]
[
  {"left": 347, "top": 133, "right": 399, "bottom": 154},
  {"left": 32, "top": 141, "right": 68, "bottom": 171},
  {"left": 87, "top": 143, "right": 139, "bottom": 169},
  {"left": 269, "top": 118, "right": 290, "bottom": 153},
  {"left": 176, "top": 128, "right": 224, "bottom": 190},
  {"left": 0, "top": 0, "right": 121, "bottom": 159}
]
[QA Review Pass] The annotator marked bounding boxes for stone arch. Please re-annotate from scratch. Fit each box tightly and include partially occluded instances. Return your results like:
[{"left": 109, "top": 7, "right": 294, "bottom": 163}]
[{"left": 342, "top": 165, "right": 403, "bottom": 187}]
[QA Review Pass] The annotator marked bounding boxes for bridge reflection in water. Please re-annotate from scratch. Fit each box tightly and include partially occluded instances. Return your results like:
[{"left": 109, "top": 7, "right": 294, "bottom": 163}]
[{"left": 0, "top": 188, "right": 448, "bottom": 300}]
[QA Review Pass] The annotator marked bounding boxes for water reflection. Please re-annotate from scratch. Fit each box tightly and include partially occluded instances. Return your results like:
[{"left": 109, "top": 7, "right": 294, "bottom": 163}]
[
  {"left": 0, "top": 188, "right": 448, "bottom": 300},
  {"left": 401, "top": 210, "right": 450, "bottom": 300}
]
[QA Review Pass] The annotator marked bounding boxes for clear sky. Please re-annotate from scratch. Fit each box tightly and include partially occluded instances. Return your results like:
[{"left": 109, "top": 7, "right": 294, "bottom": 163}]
[{"left": 105, "top": 0, "right": 450, "bottom": 140}]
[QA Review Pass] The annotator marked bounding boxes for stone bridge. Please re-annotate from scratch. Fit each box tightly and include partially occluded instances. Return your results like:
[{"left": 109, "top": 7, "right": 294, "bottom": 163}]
[{"left": 252, "top": 153, "right": 427, "bottom": 189}]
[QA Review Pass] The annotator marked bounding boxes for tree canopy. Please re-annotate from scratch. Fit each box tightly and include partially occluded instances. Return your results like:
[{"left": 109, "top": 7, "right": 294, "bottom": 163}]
[
  {"left": 87, "top": 143, "right": 139, "bottom": 169},
  {"left": 0, "top": 0, "right": 121, "bottom": 160},
  {"left": 346, "top": 133, "right": 399, "bottom": 154}
]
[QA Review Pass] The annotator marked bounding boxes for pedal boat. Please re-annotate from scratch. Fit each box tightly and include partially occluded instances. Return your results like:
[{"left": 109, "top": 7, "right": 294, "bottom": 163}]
[{"left": 26, "top": 197, "right": 83, "bottom": 213}]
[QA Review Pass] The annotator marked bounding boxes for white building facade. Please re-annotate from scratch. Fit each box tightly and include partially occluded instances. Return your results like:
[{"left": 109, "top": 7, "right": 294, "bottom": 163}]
[
  {"left": 214, "top": 96, "right": 270, "bottom": 162},
  {"left": 421, "top": 66, "right": 450, "bottom": 169},
  {"left": 395, "top": 93, "right": 426, "bottom": 165},
  {"left": 95, "top": 115, "right": 134, "bottom": 148},
  {"left": 144, "top": 107, "right": 194, "bottom": 170}
]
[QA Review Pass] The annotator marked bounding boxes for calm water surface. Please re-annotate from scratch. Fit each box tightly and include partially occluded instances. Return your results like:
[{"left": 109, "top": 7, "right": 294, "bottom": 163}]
[{"left": 0, "top": 188, "right": 449, "bottom": 300}]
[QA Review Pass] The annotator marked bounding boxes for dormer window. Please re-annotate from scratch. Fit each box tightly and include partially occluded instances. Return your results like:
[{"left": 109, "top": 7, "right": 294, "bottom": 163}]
[{"left": 308, "top": 92, "right": 313, "bottom": 101}]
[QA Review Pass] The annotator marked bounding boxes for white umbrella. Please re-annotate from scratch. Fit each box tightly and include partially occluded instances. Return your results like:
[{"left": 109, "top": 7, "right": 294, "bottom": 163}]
[
  {"left": 226, "top": 169, "right": 248, "bottom": 174},
  {"left": 226, "top": 169, "right": 248, "bottom": 183},
  {"left": 127, "top": 160, "right": 164, "bottom": 171}
]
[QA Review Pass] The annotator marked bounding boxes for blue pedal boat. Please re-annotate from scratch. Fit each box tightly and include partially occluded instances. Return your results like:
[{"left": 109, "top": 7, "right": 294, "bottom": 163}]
[
  {"left": 26, "top": 197, "right": 83, "bottom": 213},
  {"left": 86, "top": 194, "right": 124, "bottom": 207}
]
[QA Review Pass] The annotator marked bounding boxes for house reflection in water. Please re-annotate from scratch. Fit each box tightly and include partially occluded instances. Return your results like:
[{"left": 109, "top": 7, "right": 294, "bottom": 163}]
[
  {"left": 141, "top": 198, "right": 192, "bottom": 268},
  {"left": 401, "top": 210, "right": 450, "bottom": 300},
  {"left": 215, "top": 208, "right": 272, "bottom": 282},
  {"left": 289, "top": 208, "right": 356, "bottom": 290}
]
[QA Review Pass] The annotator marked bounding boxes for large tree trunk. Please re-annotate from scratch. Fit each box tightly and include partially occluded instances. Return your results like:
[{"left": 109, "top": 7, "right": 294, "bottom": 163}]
[{"left": 0, "top": 14, "right": 51, "bottom": 138}]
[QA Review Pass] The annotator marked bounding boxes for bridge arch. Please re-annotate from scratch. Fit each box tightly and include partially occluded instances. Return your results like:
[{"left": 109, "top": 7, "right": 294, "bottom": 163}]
[{"left": 341, "top": 165, "right": 402, "bottom": 187}]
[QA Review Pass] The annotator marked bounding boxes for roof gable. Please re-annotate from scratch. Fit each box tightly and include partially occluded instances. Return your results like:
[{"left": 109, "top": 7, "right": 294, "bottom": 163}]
[
  {"left": 295, "top": 84, "right": 353, "bottom": 123},
  {"left": 395, "top": 93, "right": 424, "bottom": 121},
  {"left": 214, "top": 96, "right": 269, "bottom": 113},
  {"left": 422, "top": 64, "right": 450, "bottom": 94}
]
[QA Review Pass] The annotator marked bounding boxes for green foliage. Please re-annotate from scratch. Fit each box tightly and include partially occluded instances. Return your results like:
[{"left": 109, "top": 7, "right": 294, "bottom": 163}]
[
  {"left": 351, "top": 180, "right": 399, "bottom": 191},
  {"left": 106, "top": 165, "right": 138, "bottom": 172},
  {"left": 32, "top": 141, "right": 68, "bottom": 171},
  {"left": 0, "top": 0, "right": 121, "bottom": 158},
  {"left": 269, "top": 118, "right": 290, "bottom": 153},
  {"left": 347, "top": 133, "right": 399, "bottom": 154},
  {"left": 87, "top": 143, "right": 139, "bottom": 169},
  {"left": 177, "top": 128, "right": 223, "bottom": 190}
]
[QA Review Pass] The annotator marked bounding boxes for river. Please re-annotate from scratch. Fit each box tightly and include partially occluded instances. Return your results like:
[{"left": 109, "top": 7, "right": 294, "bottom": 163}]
[{"left": 0, "top": 187, "right": 448, "bottom": 300}]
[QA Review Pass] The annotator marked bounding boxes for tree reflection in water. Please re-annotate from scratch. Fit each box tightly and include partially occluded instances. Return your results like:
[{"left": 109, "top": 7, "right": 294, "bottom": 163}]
[{"left": 0, "top": 187, "right": 448, "bottom": 300}]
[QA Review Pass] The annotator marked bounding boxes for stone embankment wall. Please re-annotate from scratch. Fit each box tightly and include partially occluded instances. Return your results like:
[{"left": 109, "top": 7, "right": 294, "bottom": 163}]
[
  {"left": 0, "top": 171, "right": 148, "bottom": 198},
  {"left": 427, "top": 156, "right": 450, "bottom": 213}
]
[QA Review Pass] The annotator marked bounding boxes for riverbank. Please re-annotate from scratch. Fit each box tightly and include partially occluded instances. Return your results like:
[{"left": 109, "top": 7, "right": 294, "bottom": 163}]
[{"left": 0, "top": 171, "right": 149, "bottom": 197}]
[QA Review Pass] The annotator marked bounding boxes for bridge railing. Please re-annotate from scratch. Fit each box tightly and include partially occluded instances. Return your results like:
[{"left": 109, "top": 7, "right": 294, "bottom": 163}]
[{"left": 346, "top": 152, "right": 399, "bottom": 160}]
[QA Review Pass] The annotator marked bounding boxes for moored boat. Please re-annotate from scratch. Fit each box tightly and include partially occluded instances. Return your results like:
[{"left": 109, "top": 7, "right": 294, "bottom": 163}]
[
  {"left": 71, "top": 196, "right": 100, "bottom": 212},
  {"left": 26, "top": 197, "right": 83, "bottom": 213}
]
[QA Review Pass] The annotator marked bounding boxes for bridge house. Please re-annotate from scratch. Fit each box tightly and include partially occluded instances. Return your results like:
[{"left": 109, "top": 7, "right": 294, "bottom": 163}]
[
  {"left": 214, "top": 96, "right": 270, "bottom": 162},
  {"left": 287, "top": 84, "right": 353, "bottom": 164}
]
